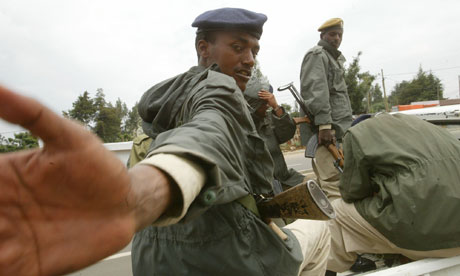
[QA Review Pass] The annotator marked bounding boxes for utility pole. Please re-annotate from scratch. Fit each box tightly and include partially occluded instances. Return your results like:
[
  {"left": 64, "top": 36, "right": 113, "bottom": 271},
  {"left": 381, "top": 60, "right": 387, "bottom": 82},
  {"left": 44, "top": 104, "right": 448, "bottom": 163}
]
[
  {"left": 367, "top": 90, "right": 371, "bottom": 113},
  {"left": 436, "top": 85, "right": 439, "bottom": 101},
  {"left": 381, "top": 69, "right": 390, "bottom": 112},
  {"left": 458, "top": 75, "right": 460, "bottom": 98}
]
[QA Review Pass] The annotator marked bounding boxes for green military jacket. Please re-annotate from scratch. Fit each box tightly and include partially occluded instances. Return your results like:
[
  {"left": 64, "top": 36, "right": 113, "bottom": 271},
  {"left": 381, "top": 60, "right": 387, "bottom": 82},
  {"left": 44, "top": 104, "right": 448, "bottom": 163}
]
[
  {"left": 131, "top": 66, "right": 303, "bottom": 275},
  {"left": 340, "top": 113, "right": 460, "bottom": 251},
  {"left": 126, "top": 134, "right": 152, "bottom": 169},
  {"left": 251, "top": 109, "right": 304, "bottom": 188},
  {"left": 299, "top": 40, "right": 353, "bottom": 144}
]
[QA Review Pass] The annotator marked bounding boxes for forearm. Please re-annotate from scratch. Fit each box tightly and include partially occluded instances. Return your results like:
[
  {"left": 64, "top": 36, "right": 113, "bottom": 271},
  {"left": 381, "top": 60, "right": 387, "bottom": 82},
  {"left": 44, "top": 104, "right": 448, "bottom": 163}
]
[{"left": 127, "top": 164, "right": 176, "bottom": 232}]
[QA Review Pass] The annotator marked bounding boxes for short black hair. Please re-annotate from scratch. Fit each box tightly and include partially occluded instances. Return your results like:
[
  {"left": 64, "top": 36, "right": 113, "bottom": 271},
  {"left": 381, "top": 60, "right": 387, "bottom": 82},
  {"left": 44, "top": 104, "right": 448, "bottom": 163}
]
[{"left": 195, "top": 30, "right": 217, "bottom": 60}]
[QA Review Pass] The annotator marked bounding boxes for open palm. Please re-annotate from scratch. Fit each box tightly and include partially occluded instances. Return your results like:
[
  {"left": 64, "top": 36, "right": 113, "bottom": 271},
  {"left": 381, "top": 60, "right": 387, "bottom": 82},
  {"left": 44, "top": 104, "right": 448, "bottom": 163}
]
[{"left": 0, "top": 86, "right": 136, "bottom": 276}]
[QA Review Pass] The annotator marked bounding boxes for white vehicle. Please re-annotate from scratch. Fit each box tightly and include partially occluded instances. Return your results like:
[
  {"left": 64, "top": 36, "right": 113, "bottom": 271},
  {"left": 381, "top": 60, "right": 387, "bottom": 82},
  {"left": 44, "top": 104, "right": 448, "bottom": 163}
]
[{"left": 392, "top": 104, "right": 460, "bottom": 140}]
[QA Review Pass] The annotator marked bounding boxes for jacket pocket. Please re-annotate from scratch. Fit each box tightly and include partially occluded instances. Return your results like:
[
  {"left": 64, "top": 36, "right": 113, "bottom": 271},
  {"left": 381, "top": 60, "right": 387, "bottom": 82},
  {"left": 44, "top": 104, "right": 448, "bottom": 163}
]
[
  {"left": 330, "top": 94, "right": 350, "bottom": 121},
  {"left": 333, "top": 67, "right": 347, "bottom": 92}
]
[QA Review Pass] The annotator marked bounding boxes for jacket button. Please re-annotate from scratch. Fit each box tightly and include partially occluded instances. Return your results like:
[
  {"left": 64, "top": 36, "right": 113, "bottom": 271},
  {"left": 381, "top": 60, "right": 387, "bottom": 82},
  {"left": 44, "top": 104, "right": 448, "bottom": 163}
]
[{"left": 201, "top": 190, "right": 217, "bottom": 205}]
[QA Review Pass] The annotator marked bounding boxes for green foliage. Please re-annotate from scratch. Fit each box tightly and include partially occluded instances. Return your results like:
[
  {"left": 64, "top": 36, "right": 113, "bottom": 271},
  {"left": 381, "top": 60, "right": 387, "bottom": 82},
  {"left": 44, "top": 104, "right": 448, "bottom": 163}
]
[
  {"left": 344, "top": 52, "right": 362, "bottom": 113},
  {"left": 281, "top": 103, "right": 292, "bottom": 113},
  {"left": 94, "top": 88, "right": 107, "bottom": 110},
  {"left": 389, "top": 67, "right": 443, "bottom": 106},
  {"left": 65, "top": 89, "right": 141, "bottom": 143},
  {"left": 344, "top": 52, "right": 385, "bottom": 114},
  {"left": 370, "top": 83, "right": 383, "bottom": 103},
  {"left": 0, "top": 132, "right": 39, "bottom": 153},
  {"left": 371, "top": 102, "right": 386, "bottom": 113},
  {"left": 123, "top": 103, "right": 141, "bottom": 141},
  {"left": 63, "top": 91, "right": 96, "bottom": 125},
  {"left": 93, "top": 105, "right": 122, "bottom": 143}
]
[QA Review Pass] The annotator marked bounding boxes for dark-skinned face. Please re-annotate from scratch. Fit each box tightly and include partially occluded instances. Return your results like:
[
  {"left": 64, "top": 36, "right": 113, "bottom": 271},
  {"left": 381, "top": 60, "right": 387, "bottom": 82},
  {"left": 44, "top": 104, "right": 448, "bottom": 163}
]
[
  {"left": 198, "top": 31, "right": 260, "bottom": 91},
  {"left": 321, "top": 28, "right": 343, "bottom": 49}
]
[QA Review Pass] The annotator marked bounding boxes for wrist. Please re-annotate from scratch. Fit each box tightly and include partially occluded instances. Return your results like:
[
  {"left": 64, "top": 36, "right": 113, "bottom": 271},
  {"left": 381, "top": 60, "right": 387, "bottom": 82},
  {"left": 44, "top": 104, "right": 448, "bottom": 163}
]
[
  {"left": 273, "top": 105, "right": 282, "bottom": 112},
  {"left": 127, "top": 165, "right": 173, "bottom": 231}
]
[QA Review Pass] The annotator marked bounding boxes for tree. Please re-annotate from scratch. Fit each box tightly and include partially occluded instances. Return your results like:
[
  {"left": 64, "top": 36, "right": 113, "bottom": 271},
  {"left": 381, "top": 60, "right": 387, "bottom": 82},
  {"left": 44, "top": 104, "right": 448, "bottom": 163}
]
[
  {"left": 358, "top": 72, "right": 375, "bottom": 113},
  {"left": 389, "top": 66, "right": 443, "bottom": 106},
  {"left": 63, "top": 91, "right": 96, "bottom": 125},
  {"left": 64, "top": 88, "right": 134, "bottom": 143},
  {"left": 369, "top": 83, "right": 385, "bottom": 112},
  {"left": 345, "top": 52, "right": 365, "bottom": 114},
  {"left": 370, "top": 83, "right": 383, "bottom": 103},
  {"left": 93, "top": 105, "right": 122, "bottom": 143},
  {"left": 94, "top": 88, "right": 107, "bottom": 110},
  {"left": 0, "top": 132, "right": 39, "bottom": 153},
  {"left": 345, "top": 52, "right": 382, "bottom": 114},
  {"left": 123, "top": 102, "right": 141, "bottom": 140},
  {"left": 280, "top": 103, "right": 292, "bottom": 113}
]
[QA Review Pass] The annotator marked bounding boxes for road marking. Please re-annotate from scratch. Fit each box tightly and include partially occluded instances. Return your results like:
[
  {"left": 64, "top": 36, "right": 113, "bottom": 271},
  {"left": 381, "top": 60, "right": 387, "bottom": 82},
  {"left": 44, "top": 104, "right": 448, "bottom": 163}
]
[
  {"left": 289, "top": 163, "right": 302, "bottom": 166},
  {"left": 104, "top": 251, "right": 131, "bottom": 261}
]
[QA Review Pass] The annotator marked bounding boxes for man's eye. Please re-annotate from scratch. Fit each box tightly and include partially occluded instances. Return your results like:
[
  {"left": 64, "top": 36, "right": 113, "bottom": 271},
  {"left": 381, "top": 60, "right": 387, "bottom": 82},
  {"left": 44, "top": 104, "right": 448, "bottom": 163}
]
[{"left": 232, "top": 44, "right": 242, "bottom": 52}]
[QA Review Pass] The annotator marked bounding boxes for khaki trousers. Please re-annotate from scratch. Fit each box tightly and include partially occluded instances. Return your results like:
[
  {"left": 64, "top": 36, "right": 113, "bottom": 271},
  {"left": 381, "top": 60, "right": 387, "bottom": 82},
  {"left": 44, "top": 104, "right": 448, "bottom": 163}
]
[
  {"left": 327, "top": 199, "right": 460, "bottom": 272},
  {"left": 285, "top": 219, "right": 331, "bottom": 276},
  {"left": 312, "top": 145, "right": 341, "bottom": 201}
]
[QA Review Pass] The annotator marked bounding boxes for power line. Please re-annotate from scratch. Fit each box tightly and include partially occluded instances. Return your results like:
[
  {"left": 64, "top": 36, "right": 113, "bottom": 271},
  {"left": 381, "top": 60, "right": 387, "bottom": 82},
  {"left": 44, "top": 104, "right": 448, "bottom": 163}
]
[{"left": 384, "top": 66, "right": 460, "bottom": 77}]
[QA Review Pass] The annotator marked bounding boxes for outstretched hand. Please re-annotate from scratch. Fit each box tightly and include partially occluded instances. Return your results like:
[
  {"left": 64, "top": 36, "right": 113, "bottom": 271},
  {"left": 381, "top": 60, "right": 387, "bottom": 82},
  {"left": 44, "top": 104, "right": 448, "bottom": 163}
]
[{"left": 0, "top": 86, "right": 139, "bottom": 275}]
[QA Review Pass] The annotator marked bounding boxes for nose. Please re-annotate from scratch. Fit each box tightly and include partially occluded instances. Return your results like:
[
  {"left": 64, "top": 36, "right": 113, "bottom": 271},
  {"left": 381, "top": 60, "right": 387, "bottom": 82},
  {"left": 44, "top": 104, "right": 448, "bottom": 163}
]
[{"left": 242, "top": 50, "right": 255, "bottom": 68}]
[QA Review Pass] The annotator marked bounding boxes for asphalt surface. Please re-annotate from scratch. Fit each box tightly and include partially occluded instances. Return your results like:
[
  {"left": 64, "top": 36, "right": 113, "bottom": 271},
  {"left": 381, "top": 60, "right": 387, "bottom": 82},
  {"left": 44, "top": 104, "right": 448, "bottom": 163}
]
[{"left": 66, "top": 150, "right": 312, "bottom": 276}]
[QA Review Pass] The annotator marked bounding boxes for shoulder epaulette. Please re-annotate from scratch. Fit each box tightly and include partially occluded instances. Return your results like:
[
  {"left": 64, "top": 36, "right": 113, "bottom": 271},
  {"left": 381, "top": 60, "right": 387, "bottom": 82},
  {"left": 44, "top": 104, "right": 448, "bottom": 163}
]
[{"left": 309, "top": 45, "right": 324, "bottom": 55}]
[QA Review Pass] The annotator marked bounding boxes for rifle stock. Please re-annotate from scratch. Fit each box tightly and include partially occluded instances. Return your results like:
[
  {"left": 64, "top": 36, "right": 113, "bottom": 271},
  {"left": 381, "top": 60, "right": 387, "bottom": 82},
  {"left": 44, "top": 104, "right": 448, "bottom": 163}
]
[{"left": 257, "top": 180, "right": 335, "bottom": 220}]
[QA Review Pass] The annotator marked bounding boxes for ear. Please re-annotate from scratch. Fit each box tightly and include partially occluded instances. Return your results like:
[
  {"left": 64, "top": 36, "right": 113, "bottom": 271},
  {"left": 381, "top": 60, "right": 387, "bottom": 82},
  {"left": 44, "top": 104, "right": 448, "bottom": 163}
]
[{"left": 197, "top": 39, "right": 210, "bottom": 60}]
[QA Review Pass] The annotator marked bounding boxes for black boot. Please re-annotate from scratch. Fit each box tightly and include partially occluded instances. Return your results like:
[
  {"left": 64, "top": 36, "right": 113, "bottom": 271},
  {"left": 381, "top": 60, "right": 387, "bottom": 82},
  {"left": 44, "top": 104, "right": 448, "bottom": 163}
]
[
  {"left": 350, "top": 255, "right": 377, "bottom": 272},
  {"left": 325, "top": 270, "right": 336, "bottom": 276}
]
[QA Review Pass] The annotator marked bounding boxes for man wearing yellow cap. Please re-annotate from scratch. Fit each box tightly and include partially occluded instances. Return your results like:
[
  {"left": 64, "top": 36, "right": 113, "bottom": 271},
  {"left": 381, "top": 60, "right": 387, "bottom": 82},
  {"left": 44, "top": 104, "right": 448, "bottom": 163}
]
[{"left": 299, "top": 18, "right": 352, "bottom": 201}]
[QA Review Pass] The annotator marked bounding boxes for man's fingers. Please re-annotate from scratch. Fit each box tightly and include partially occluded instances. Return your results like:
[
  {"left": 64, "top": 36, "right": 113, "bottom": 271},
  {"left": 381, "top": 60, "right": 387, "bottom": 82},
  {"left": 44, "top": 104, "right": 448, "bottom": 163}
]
[{"left": 0, "top": 85, "right": 80, "bottom": 147}]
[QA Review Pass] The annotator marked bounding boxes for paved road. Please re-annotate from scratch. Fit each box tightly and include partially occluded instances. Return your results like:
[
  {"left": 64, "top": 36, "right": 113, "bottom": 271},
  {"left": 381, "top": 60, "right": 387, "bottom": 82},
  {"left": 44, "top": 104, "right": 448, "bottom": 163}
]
[
  {"left": 284, "top": 149, "right": 312, "bottom": 173},
  {"left": 67, "top": 150, "right": 312, "bottom": 276}
]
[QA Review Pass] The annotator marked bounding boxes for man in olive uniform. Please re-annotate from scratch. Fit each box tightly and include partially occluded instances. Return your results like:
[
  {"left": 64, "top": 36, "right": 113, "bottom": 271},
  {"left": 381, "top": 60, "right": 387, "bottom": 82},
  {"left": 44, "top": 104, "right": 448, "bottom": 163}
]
[
  {"left": 244, "top": 78, "right": 304, "bottom": 191},
  {"left": 299, "top": 18, "right": 352, "bottom": 200},
  {"left": 326, "top": 113, "right": 460, "bottom": 272},
  {"left": 0, "top": 8, "right": 331, "bottom": 276},
  {"left": 129, "top": 9, "right": 330, "bottom": 275}
]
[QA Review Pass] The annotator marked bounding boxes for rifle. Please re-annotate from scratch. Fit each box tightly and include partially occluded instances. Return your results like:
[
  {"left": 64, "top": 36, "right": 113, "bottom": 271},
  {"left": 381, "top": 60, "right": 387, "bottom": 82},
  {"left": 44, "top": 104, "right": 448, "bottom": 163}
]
[
  {"left": 256, "top": 179, "right": 335, "bottom": 220},
  {"left": 278, "top": 82, "right": 344, "bottom": 172}
]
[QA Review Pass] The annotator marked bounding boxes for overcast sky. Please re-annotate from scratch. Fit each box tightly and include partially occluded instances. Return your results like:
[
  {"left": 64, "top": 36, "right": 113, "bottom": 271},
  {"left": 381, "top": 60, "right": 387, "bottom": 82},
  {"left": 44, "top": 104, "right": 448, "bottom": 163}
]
[{"left": 1, "top": 0, "right": 460, "bottom": 136}]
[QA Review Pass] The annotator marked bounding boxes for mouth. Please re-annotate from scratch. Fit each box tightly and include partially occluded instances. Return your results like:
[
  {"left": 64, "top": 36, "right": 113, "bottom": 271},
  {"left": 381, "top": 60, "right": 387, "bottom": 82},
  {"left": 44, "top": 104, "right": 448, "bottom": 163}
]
[{"left": 235, "top": 69, "right": 251, "bottom": 81}]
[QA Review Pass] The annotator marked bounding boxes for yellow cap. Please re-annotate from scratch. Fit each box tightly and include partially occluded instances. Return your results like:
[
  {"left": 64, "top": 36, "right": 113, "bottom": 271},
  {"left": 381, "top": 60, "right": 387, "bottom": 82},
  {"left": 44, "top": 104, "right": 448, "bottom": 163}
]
[{"left": 318, "top": 18, "right": 344, "bottom": 32}]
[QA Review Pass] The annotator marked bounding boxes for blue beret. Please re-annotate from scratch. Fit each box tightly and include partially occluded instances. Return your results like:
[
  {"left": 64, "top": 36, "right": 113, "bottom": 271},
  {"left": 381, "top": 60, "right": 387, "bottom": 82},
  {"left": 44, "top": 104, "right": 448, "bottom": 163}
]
[
  {"left": 351, "top": 114, "right": 372, "bottom": 126},
  {"left": 192, "top": 8, "right": 267, "bottom": 39}
]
